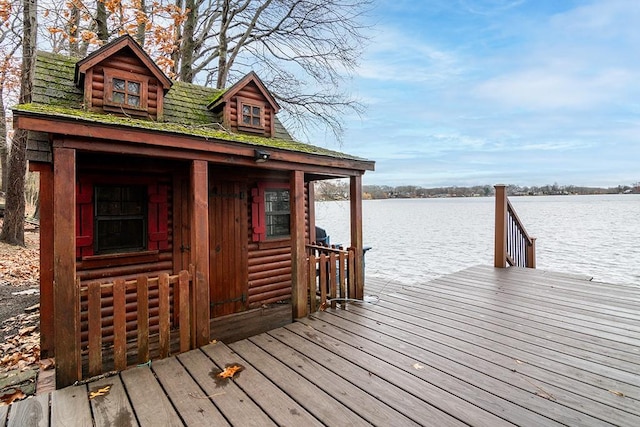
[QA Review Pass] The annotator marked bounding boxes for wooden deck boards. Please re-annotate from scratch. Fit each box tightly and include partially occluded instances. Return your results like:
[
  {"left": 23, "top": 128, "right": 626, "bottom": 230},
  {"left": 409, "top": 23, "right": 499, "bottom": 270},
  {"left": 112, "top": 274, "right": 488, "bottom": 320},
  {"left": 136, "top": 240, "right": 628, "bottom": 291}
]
[{"left": 1, "top": 265, "right": 638, "bottom": 426}]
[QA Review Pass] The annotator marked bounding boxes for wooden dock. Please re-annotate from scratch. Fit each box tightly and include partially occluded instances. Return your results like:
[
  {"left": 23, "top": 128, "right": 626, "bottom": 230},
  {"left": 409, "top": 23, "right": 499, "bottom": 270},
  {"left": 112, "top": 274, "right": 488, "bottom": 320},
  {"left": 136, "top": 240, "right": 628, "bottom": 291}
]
[{"left": 2, "top": 265, "right": 639, "bottom": 426}]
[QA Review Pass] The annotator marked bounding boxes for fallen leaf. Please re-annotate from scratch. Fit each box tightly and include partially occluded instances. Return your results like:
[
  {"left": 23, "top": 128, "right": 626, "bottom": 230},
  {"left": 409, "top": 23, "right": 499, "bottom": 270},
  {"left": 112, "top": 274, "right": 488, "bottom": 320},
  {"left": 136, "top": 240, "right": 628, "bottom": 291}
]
[
  {"left": 39, "top": 358, "right": 55, "bottom": 371},
  {"left": 217, "top": 364, "right": 243, "bottom": 379},
  {"left": 413, "top": 363, "right": 424, "bottom": 370},
  {"left": 19, "top": 326, "right": 37, "bottom": 336},
  {"left": 608, "top": 390, "right": 625, "bottom": 397},
  {"left": 89, "top": 385, "right": 111, "bottom": 399},
  {"left": 1, "top": 390, "right": 26, "bottom": 405}
]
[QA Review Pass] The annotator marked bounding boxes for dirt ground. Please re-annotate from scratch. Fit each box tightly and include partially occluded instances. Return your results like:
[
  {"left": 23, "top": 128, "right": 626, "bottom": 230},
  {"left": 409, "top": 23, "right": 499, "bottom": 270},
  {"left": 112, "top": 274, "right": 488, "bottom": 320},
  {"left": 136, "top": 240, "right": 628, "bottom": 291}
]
[
  {"left": 0, "top": 219, "right": 42, "bottom": 403},
  {"left": 0, "top": 221, "right": 40, "bottom": 339}
]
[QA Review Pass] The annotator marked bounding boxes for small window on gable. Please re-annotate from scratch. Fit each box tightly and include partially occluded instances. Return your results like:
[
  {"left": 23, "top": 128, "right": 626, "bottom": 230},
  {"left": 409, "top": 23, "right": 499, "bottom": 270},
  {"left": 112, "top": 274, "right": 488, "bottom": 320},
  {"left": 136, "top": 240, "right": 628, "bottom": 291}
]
[
  {"left": 112, "top": 78, "right": 141, "bottom": 107},
  {"left": 95, "top": 185, "right": 147, "bottom": 254},
  {"left": 238, "top": 97, "right": 265, "bottom": 133},
  {"left": 251, "top": 182, "right": 290, "bottom": 241},
  {"left": 104, "top": 69, "right": 148, "bottom": 115}
]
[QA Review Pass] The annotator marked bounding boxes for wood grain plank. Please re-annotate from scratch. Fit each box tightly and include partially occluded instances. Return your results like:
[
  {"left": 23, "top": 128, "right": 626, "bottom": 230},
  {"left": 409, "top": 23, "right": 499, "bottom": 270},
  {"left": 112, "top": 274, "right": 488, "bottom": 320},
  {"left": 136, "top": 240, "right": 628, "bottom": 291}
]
[
  {"left": 250, "top": 332, "right": 425, "bottom": 426},
  {"left": 88, "top": 376, "right": 138, "bottom": 427},
  {"left": 113, "top": 278, "right": 127, "bottom": 371},
  {"left": 7, "top": 393, "right": 49, "bottom": 427},
  {"left": 200, "top": 342, "right": 323, "bottom": 427},
  {"left": 137, "top": 275, "right": 149, "bottom": 364},
  {"left": 179, "top": 270, "right": 190, "bottom": 352},
  {"left": 335, "top": 301, "right": 640, "bottom": 418},
  {"left": 287, "top": 319, "right": 527, "bottom": 427},
  {"left": 152, "top": 356, "right": 229, "bottom": 426},
  {"left": 51, "top": 384, "right": 92, "bottom": 427},
  {"left": 178, "top": 349, "right": 275, "bottom": 426},
  {"left": 305, "top": 310, "right": 635, "bottom": 427},
  {"left": 362, "top": 294, "right": 639, "bottom": 384},
  {"left": 88, "top": 281, "right": 103, "bottom": 377},
  {"left": 229, "top": 339, "right": 371, "bottom": 426},
  {"left": 0, "top": 405, "right": 7, "bottom": 427},
  {"left": 53, "top": 147, "right": 81, "bottom": 387},
  {"left": 381, "top": 287, "right": 640, "bottom": 360},
  {"left": 120, "top": 366, "right": 182, "bottom": 427},
  {"left": 158, "top": 273, "right": 170, "bottom": 358}
]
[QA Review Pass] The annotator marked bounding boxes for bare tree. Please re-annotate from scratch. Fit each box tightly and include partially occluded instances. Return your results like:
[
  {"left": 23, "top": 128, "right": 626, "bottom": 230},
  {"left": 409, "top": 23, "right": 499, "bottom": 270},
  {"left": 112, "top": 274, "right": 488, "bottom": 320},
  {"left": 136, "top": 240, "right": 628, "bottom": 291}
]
[
  {"left": 44, "top": 0, "right": 371, "bottom": 140},
  {"left": 0, "top": 0, "right": 36, "bottom": 245},
  {"left": 176, "top": 0, "right": 372, "bottom": 140},
  {"left": 0, "top": 0, "right": 22, "bottom": 194}
]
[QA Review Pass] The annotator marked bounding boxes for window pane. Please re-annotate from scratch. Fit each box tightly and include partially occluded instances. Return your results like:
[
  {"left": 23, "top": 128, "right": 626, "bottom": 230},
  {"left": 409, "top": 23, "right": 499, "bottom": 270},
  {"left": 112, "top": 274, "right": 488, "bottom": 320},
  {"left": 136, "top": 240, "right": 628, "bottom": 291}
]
[
  {"left": 264, "top": 189, "right": 290, "bottom": 237},
  {"left": 253, "top": 106, "right": 261, "bottom": 115},
  {"left": 113, "top": 78, "right": 125, "bottom": 91},
  {"left": 243, "top": 115, "right": 251, "bottom": 124},
  {"left": 243, "top": 105, "right": 251, "bottom": 114},
  {"left": 128, "top": 95, "right": 140, "bottom": 107},
  {"left": 252, "top": 117, "right": 260, "bottom": 126},
  {"left": 95, "top": 185, "right": 146, "bottom": 254},
  {"left": 128, "top": 81, "right": 140, "bottom": 95},
  {"left": 97, "top": 219, "right": 145, "bottom": 253},
  {"left": 112, "top": 92, "right": 125, "bottom": 103}
]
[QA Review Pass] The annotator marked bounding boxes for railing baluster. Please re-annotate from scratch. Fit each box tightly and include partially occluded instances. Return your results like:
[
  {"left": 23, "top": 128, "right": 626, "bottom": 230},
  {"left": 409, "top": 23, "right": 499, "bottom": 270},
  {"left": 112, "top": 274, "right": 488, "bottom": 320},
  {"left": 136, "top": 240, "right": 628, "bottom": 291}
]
[
  {"left": 113, "top": 278, "right": 127, "bottom": 371},
  {"left": 88, "top": 282, "right": 102, "bottom": 377},
  {"left": 137, "top": 276, "right": 149, "bottom": 364},
  {"left": 158, "top": 273, "right": 170, "bottom": 359}
]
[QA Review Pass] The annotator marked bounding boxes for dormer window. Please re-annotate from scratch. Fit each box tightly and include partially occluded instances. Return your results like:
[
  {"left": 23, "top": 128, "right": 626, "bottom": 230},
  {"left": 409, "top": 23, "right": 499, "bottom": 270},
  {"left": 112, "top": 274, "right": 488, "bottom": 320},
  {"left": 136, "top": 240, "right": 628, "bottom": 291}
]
[
  {"left": 104, "top": 69, "right": 149, "bottom": 115},
  {"left": 238, "top": 97, "right": 265, "bottom": 133},
  {"left": 113, "top": 78, "right": 141, "bottom": 107}
]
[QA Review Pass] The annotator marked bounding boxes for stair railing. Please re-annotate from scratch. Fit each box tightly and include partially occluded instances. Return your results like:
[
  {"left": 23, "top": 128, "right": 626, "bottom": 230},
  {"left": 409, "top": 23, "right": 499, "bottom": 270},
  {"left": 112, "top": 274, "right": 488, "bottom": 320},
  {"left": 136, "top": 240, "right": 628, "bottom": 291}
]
[{"left": 494, "top": 185, "right": 536, "bottom": 268}]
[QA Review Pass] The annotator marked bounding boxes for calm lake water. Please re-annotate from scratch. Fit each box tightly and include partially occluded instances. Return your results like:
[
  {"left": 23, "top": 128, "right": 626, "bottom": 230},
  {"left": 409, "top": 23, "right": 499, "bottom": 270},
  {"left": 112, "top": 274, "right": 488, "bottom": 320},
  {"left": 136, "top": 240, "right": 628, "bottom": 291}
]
[{"left": 314, "top": 194, "right": 640, "bottom": 287}]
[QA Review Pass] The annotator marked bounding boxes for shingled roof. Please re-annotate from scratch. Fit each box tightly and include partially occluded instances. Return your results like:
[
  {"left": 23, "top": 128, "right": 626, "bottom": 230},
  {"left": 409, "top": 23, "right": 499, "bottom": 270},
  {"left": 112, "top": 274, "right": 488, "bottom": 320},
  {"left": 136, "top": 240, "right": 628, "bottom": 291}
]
[{"left": 16, "top": 51, "right": 369, "bottom": 162}]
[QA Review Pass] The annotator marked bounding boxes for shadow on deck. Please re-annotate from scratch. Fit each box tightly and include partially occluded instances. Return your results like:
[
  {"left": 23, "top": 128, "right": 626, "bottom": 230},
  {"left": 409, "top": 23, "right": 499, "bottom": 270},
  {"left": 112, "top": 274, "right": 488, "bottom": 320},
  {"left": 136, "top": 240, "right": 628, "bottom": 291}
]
[{"left": 2, "top": 265, "right": 639, "bottom": 426}]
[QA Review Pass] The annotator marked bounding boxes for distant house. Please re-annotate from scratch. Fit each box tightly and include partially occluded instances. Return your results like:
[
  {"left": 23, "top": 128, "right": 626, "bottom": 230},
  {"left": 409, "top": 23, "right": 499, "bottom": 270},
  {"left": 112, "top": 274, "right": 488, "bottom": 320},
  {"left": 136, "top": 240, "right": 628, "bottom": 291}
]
[{"left": 13, "top": 35, "right": 374, "bottom": 387}]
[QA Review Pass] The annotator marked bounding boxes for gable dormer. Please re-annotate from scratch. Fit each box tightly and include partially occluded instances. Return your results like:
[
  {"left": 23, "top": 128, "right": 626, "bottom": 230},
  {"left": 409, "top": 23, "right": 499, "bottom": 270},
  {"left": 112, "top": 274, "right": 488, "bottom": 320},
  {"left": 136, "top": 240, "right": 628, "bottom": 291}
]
[
  {"left": 207, "top": 72, "right": 281, "bottom": 138},
  {"left": 75, "top": 35, "right": 172, "bottom": 121}
]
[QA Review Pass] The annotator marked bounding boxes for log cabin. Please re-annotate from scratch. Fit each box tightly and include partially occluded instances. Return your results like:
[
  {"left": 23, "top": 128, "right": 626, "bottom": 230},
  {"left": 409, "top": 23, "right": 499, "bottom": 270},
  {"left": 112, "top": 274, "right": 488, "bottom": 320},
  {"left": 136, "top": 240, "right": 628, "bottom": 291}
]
[{"left": 12, "top": 35, "right": 374, "bottom": 388}]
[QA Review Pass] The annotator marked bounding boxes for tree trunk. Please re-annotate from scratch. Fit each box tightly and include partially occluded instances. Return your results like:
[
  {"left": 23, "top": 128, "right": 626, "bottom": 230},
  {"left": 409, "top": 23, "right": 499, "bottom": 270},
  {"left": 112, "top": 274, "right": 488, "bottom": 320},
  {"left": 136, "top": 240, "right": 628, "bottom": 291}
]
[
  {"left": 68, "top": 2, "right": 79, "bottom": 56},
  {"left": 136, "top": 0, "right": 146, "bottom": 47},
  {"left": 0, "top": 90, "right": 7, "bottom": 194},
  {"left": 96, "top": 0, "right": 109, "bottom": 42},
  {"left": 216, "top": 0, "right": 230, "bottom": 89},
  {"left": 178, "top": 0, "right": 197, "bottom": 82},
  {"left": 0, "top": 0, "right": 37, "bottom": 246}
]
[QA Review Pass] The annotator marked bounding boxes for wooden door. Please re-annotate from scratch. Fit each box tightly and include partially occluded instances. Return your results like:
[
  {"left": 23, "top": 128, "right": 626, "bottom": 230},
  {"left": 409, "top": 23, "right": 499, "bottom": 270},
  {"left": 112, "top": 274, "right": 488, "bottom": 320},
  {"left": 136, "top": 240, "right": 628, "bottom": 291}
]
[{"left": 209, "top": 180, "right": 248, "bottom": 317}]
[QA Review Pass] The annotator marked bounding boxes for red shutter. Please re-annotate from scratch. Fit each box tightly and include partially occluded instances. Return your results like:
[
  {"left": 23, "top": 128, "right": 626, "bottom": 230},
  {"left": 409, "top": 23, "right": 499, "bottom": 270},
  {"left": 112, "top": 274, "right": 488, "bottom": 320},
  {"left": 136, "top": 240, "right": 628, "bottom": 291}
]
[
  {"left": 251, "top": 187, "right": 265, "bottom": 241},
  {"left": 76, "top": 177, "right": 94, "bottom": 258},
  {"left": 148, "top": 183, "right": 169, "bottom": 250}
]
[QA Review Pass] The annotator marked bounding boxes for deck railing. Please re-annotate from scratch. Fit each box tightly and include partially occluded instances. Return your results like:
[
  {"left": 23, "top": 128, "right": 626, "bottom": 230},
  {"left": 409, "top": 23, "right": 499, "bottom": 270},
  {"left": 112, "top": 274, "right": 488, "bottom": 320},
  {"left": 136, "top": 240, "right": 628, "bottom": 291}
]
[
  {"left": 307, "top": 244, "right": 356, "bottom": 311},
  {"left": 494, "top": 185, "right": 536, "bottom": 268},
  {"left": 80, "top": 268, "right": 193, "bottom": 378}
]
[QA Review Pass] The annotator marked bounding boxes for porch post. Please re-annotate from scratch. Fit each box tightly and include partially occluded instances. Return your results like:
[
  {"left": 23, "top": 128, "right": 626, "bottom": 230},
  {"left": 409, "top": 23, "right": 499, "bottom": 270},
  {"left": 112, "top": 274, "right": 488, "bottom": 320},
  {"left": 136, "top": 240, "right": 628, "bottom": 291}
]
[
  {"left": 494, "top": 184, "right": 508, "bottom": 268},
  {"left": 53, "top": 147, "right": 81, "bottom": 387},
  {"left": 29, "top": 163, "right": 54, "bottom": 357},
  {"left": 291, "top": 170, "right": 308, "bottom": 318},
  {"left": 350, "top": 175, "right": 365, "bottom": 299},
  {"left": 190, "top": 160, "right": 210, "bottom": 346}
]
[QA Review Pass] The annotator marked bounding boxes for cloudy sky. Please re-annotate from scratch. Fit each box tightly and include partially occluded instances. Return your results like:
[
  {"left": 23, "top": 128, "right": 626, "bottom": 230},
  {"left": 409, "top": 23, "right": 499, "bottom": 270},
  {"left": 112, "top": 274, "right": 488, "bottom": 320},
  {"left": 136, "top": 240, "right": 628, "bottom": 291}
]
[{"left": 316, "top": 0, "right": 640, "bottom": 188}]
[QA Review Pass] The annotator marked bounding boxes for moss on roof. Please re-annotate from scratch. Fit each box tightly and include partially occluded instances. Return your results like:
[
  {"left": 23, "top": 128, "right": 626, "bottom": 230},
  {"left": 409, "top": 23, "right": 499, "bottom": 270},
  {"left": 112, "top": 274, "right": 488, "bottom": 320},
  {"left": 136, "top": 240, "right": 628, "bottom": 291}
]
[
  {"left": 15, "top": 102, "right": 365, "bottom": 160},
  {"left": 18, "top": 51, "right": 367, "bottom": 162}
]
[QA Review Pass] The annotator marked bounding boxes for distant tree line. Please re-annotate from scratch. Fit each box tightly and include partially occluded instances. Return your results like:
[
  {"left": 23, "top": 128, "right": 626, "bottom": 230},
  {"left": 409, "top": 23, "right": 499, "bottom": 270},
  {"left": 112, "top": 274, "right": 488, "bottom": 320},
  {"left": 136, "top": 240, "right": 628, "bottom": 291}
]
[{"left": 314, "top": 180, "right": 640, "bottom": 201}]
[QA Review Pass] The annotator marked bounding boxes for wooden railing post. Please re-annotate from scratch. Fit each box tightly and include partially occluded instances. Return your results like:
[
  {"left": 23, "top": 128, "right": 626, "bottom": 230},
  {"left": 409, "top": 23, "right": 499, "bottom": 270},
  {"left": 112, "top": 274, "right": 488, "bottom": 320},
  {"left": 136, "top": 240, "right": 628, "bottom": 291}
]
[
  {"left": 494, "top": 184, "right": 508, "bottom": 268},
  {"left": 190, "top": 160, "right": 210, "bottom": 347},
  {"left": 53, "top": 146, "right": 81, "bottom": 388},
  {"left": 350, "top": 175, "right": 365, "bottom": 299},
  {"left": 527, "top": 237, "right": 537, "bottom": 268},
  {"left": 291, "top": 170, "right": 308, "bottom": 318}
]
